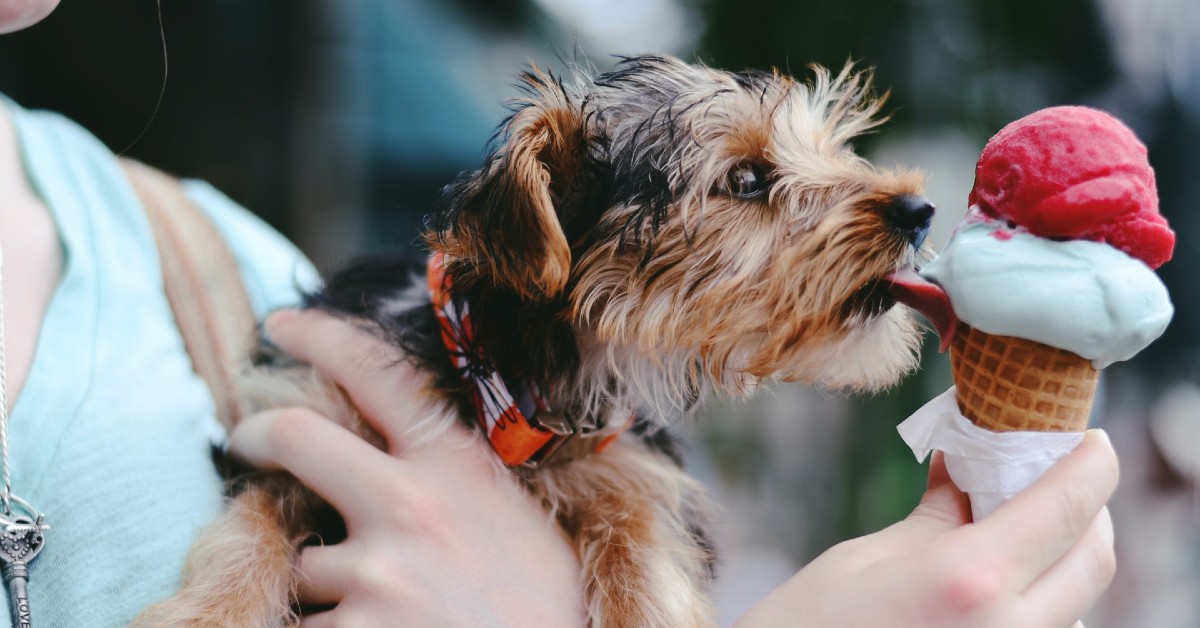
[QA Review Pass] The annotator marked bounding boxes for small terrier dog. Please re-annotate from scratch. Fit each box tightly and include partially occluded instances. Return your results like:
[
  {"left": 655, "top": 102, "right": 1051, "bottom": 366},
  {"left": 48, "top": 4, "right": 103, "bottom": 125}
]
[{"left": 137, "top": 54, "right": 932, "bottom": 627}]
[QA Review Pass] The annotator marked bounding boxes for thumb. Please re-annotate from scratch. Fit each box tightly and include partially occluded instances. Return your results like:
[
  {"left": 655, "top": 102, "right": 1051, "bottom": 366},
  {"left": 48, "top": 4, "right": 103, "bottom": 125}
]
[{"left": 905, "top": 451, "right": 973, "bottom": 531}]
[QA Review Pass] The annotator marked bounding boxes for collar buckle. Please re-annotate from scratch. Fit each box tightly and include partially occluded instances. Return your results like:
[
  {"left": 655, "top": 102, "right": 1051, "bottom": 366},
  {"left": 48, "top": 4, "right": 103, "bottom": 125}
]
[{"left": 520, "top": 411, "right": 578, "bottom": 469}]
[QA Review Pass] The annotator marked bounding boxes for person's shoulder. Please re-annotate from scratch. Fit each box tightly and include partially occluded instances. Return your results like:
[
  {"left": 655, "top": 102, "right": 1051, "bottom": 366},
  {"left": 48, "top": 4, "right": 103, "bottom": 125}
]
[
  {"left": 9, "top": 101, "right": 126, "bottom": 175},
  {"left": 5, "top": 96, "right": 320, "bottom": 316},
  {"left": 182, "top": 180, "right": 322, "bottom": 317},
  {"left": 6, "top": 97, "right": 136, "bottom": 192},
  {"left": 14, "top": 102, "right": 100, "bottom": 144}
]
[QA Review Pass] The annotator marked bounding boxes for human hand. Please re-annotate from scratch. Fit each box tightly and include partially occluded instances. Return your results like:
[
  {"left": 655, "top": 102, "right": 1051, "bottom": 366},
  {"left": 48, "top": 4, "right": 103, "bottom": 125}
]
[
  {"left": 736, "top": 430, "right": 1118, "bottom": 628},
  {"left": 229, "top": 309, "right": 585, "bottom": 628}
]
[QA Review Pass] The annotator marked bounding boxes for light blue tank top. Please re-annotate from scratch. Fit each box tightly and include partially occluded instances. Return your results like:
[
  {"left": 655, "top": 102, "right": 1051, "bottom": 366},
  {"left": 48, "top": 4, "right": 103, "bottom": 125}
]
[{"left": 3, "top": 97, "right": 319, "bottom": 627}]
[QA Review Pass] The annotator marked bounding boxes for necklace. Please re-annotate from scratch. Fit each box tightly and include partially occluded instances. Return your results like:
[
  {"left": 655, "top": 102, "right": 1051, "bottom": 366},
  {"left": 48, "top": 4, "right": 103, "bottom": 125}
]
[{"left": 0, "top": 242, "right": 49, "bottom": 628}]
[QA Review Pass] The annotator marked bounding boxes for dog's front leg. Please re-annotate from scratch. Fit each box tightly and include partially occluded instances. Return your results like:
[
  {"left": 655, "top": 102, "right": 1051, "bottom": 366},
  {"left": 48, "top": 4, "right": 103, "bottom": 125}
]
[{"left": 533, "top": 439, "right": 717, "bottom": 628}]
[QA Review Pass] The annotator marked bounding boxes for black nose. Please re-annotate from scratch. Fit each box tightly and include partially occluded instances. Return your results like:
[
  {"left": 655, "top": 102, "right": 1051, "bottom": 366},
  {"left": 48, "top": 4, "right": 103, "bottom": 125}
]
[{"left": 886, "top": 194, "right": 935, "bottom": 248}]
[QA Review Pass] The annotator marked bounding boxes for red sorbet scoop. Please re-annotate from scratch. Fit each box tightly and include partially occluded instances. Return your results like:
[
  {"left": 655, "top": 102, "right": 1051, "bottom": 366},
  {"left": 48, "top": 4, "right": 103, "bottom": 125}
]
[{"left": 968, "top": 106, "right": 1175, "bottom": 269}]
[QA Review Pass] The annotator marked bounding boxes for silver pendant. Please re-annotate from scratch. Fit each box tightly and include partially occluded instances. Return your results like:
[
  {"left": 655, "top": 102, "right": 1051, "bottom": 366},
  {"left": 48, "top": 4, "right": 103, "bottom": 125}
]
[{"left": 0, "top": 496, "right": 47, "bottom": 628}]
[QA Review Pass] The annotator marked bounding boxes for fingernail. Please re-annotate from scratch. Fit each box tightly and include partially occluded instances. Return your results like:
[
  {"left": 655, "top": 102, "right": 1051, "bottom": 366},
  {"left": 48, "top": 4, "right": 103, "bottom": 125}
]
[{"left": 264, "top": 308, "right": 299, "bottom": 339}]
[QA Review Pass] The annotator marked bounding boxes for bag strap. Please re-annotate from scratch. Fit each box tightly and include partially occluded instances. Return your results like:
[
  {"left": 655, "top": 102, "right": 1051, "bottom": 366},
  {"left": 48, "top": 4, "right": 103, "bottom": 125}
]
[{"left": 122, "top": 159, "right": 256, "bottom": 431}]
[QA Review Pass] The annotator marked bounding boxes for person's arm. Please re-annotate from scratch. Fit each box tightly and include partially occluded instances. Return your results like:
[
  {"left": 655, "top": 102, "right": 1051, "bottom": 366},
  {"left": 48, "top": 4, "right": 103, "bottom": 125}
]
[{"left": 232, "top": 309, "right": 1117, "bottom": 628}]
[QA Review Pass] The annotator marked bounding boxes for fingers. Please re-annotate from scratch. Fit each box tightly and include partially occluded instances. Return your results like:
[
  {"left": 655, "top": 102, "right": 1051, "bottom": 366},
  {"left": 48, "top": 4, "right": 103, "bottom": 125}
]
[
  {"left": 971, "top": 429, "right": 1119, "bottom": 587},
  {"left": 229, "top": 407, "right": 396, "bottom": 520},
  {"left": 264, "top": 309, "right": 432, "bottom": 449},
  {"left": 297, "top": 545, "right": 349, "bottom": 607},
  {"left": 1020, "top": 508, "right": 1116, "bottom": 627},
  {"left": 905, "top": 451, "right": 973, "bottom": 535},
  {"left": 300, "top": 610, "right": 342, "bottom": 628},
  {"left": 928, "top": 450, "right": 953, "bottom": 490}
]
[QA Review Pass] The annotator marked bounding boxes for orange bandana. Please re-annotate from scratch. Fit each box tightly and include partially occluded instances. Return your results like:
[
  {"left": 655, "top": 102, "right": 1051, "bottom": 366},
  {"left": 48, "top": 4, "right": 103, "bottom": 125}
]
[{"left": 428, "top": 254, "right": 619, "bottom": 467}]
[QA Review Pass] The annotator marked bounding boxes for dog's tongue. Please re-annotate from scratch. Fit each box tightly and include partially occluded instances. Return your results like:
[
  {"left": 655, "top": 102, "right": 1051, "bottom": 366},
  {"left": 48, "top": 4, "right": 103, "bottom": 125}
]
[{"left": 885, "top": 269, "right": 958, "bottom": 351}]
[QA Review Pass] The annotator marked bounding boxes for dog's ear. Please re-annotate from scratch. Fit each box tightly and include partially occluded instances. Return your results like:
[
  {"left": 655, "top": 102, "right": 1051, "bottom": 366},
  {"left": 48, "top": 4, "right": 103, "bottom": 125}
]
[{"left": 429, "top": 69, "right": 587, "bottom": 300}]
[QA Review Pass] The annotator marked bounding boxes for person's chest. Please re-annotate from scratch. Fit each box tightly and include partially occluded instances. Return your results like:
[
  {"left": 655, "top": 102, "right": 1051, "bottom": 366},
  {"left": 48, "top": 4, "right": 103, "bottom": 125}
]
[{"left": 0, "top": 103, "right": 65, "bottom": 409}]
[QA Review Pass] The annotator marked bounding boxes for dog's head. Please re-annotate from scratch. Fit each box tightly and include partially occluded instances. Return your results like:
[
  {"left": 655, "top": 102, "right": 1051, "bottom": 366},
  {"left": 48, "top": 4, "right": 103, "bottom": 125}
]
[{"left": 428, "top": 55, "right": 930, "bottom": 405}]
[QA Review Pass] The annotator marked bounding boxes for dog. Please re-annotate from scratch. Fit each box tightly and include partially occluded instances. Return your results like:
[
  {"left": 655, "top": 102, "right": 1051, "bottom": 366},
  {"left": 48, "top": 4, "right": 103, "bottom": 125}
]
[{"left": 135, "top": 54, "right": 932, "bottom": 627}]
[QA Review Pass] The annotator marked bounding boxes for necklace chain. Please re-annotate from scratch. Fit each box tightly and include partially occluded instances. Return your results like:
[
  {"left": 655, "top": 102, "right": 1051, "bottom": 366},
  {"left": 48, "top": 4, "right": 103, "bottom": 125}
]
[
  {"left": 0, "top": 243, "right": 48, "bottom": 532},
  {"left": 0, "top": 243, "right": 12, "bottom": 514}
]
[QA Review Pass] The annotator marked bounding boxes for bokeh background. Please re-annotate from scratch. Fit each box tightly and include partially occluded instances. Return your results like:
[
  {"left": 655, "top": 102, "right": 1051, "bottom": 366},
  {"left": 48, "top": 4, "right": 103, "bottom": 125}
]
[{"left": 2, "top": 0, "right": 1196, "bottom": 625}]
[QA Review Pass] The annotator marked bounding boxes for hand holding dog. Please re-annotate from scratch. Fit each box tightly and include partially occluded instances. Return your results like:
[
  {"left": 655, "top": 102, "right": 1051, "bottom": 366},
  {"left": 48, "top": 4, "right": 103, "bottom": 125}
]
[
  {"left": 230, "top": 309, "right": 585, "bottom": 628},
  {"left": 736, "top": 432, "right": 1118, "bottom": 628}
]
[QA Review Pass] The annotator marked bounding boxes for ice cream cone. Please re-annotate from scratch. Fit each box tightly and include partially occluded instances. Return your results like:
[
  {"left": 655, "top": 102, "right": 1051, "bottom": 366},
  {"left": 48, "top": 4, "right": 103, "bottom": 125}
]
[{"left": 949, "top": 322, "right": 1098, "bottom": 432}]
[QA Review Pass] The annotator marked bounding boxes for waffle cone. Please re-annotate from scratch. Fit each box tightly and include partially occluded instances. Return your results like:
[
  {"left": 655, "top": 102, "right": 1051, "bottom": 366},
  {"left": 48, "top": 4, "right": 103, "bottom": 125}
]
[{"left": 949, "top": 323, "right": 1098, "bottom": 432}]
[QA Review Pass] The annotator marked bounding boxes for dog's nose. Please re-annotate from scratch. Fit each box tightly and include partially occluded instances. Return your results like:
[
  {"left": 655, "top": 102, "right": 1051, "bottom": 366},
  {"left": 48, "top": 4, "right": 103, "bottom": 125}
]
[{"left": 886, "top": 194, "right": 935, "bottom": 248}]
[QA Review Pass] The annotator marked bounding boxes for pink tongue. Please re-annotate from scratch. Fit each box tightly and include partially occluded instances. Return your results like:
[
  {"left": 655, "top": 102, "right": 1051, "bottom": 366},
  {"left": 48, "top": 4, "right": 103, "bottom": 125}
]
[{"left": 884, "top": 270, "right": 958, "bottom": 352}]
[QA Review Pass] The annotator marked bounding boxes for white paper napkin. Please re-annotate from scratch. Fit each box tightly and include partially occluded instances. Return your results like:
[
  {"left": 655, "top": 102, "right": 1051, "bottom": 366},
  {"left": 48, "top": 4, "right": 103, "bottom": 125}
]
[{"left": 897, "top": 387, "right": 1085, "bottom": 521}]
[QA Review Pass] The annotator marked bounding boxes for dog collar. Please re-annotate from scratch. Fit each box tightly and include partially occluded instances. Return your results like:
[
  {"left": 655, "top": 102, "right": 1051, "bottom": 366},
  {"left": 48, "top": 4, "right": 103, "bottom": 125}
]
[{"left": 427, "top": 254, "right": 620, "bottom": 467}]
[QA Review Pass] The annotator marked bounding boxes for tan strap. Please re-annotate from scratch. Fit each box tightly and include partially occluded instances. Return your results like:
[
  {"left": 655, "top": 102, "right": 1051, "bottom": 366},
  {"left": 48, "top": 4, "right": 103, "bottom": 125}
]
[{"left": 122, "top": 159, "right": 256, "bottom": 431}]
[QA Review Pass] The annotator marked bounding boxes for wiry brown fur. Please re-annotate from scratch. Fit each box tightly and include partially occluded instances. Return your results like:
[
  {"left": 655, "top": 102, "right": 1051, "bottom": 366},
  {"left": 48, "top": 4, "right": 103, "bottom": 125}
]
[
  {"left": 536, "top": 442, "right": 715, "bottom": 626},
  {"left": 135, "top": 55, "right": 930, "bottom": 627}
]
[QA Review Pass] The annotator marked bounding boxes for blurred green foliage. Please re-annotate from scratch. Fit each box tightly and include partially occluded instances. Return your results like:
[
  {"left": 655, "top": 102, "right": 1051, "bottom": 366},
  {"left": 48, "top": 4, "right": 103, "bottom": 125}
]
[{"left": 694, "top": 0, "right": 1115, "bottom": 138}]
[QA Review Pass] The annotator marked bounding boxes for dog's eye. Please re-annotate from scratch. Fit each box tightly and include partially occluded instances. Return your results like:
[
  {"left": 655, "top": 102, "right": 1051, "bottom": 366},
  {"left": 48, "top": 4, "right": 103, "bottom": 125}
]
[{"left": 727, "top": 164, "right": 768, "bottom": 199}]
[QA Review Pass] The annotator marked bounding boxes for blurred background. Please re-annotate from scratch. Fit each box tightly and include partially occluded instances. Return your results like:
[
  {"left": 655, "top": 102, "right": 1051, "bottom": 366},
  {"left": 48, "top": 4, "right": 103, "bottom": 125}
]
[{"left": 1, "top": 0, "right": 1196, "bottom": 625}]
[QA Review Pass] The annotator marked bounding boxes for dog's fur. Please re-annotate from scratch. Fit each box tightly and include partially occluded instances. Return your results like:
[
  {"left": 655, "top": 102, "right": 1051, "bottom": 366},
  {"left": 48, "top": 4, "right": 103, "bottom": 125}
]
[{"left": 134, "top": 54, "right": 929, "bottom": 627}]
